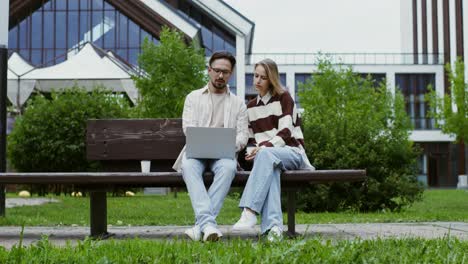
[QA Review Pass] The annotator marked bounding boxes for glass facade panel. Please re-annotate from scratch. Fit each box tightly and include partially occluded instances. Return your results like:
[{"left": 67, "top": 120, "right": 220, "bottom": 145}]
[
  {"left": 56, "top": 11, "right": 67, "bottom": 48},
  {"left": 44, "top": 11, "right": 54, "bottom": 49},
  {"left": 80, "top": 11, "right": 90, "bottom": 42},
  {"left": 8, "top": 0, "right": 160, "bottom": 67},
  {"left": 31, "top": 50, "right": 42, "bottom": 66},
  {"left": 68, "top": 11, "right": 79, "bottom": 50},
  {"left": 19, "top": 49, "right": 30, "bottom": 62},
  {"left": 295, "top": 73, "right": 313, "bottom": 107},
  {"left": 128, "top": 21, "right": 140, "bottom": 48},
  {"left": 31, "top": 11, "right": 42, "bottom": 49},
  {"left": 18, "top": 20, "right": 28, "bottom": 49},
  {"left": 92, "top": 0, "right": 104, "bottom": 9},
  {"left": 213, "top": 31, "right": 224, "bottom": 51},
  {"left": 55, "top": 49, "right": 67, "bottom": 64},
  {"left": 129, "top": 48, "right": 140, "bottom": 65},
  {"left": 104, "top": 1, "right": 114, "bottom": 10},
  {"left": 103, "top": 10, "right": 116, "bottom": 48},
  {"left": 56, "top": 0, "right": 67, "bottom": 10},
  {"left": 118, "top": 13, "right": 128, "bottom": 48},
  {"left": 43, "top": 1, "right": 53, "bottom": 10},
  {"left": 92, "top": 10, "right": 104, "bottom": 46},
  {"left": 68, "top": 0, "right": 79, "bottom": 10},
  {"left": 396, "top": 74, "right": 436, "bottom": 130},
  {"left": 201, "top": 26, "right": 212, "bottom": 53},
  {"left": 8, "top": 27, "right": 18, "bottom": 49},
  {"left": 80, "top": 0, "right": 90, "bottom": 10},
  {"left": 140, "top": 30, "right": 150, "bottom": 44}
]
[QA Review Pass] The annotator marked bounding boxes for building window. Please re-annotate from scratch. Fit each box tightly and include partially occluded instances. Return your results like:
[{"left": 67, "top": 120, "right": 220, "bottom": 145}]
[
  {"left": 396, "top": 74, "right": 436, "bottom": 130},
  {"left": 8, "top": 0, "right": 160, "bottom": 66},
  {"left": 294, "top": 73, "right": 313, "bottom": 107},
  {"left": 245, "top": 73, "right": 286, "bottom": 101},
  {"left": 358, "top": 73, "right": 386, "bottom": 87}
]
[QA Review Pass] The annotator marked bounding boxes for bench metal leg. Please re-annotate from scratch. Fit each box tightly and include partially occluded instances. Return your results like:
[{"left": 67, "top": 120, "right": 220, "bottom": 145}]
[
  {"left": 90, "top": 191, "right": 111, "bottom": 238},
  {"left": 287, "top": 189, "right": 298, "bottom": 237},
  {"left": 0, "top": 185, "right": 5, "bottom": 216}
]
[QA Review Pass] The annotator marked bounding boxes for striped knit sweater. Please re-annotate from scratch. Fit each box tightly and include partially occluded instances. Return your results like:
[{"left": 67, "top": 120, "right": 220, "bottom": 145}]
[{"left": 246, "top": 91, "right": 305, "bottom": 150}]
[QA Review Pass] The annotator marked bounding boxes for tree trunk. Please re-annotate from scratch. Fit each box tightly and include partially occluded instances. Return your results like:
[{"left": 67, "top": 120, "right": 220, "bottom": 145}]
[{"left": 459, "top": 140, "right": 466, "bottom": 175}]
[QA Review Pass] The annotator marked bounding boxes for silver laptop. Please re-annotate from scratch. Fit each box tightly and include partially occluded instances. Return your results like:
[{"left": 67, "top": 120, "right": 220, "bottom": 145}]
[{"left": 186, "top": 127, "right": 236, "bottom": 159}]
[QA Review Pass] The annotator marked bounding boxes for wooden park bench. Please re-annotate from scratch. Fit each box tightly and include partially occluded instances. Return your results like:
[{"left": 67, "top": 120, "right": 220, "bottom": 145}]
[{"left": 0, "top": 119, "right": 366, "bottom": 238}]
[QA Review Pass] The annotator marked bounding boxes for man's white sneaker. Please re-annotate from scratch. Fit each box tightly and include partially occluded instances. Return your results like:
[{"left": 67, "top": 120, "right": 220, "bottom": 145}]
[
  {"left": 203, "top": 225, "right": 222, "bottom": 242},
  {"left": 232, "top": 209, "right": 257, "bottom": 231},
  {"left": 267, "top": 226, "right": 283, "bottom": 242},
  {"left": 184, "top": 225, "right": 201, "bottom": 241}
]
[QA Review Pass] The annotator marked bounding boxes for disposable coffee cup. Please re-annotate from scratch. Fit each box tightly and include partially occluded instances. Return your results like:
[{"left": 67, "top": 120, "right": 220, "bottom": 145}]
[{"left": 141, "top": 160, "right": 151, "bottom": 173}]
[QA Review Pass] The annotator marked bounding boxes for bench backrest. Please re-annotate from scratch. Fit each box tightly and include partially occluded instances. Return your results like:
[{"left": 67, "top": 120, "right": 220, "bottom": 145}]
[{"left": 86, "top": 119, "right": 184, "bottom": 171}]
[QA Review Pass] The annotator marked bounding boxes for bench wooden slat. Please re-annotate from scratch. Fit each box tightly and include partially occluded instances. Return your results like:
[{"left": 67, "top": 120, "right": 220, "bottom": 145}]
[
  {"left": 0, "top": 170, "right": 366, "bottom": 187},
  {"left": 86, "top": 119, "right": 185, "bottom": 160}
]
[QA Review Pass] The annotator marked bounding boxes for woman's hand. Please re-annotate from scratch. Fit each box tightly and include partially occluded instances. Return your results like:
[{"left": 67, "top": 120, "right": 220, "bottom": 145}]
[{"left": 245, "top": 147, "right": 261, "bottom": 161}]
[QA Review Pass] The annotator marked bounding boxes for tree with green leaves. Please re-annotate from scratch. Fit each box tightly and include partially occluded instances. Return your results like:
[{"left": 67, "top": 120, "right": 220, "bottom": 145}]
[
  {"left": 8, "top": 87, "right": 130, "bottom": 173},
  {"left": 132, "top": 27, "right": 208, "bottom": 118},
  {"left": 427, "top": 58, "right": 468, "bottom": 175},
  {"left": 297, "top": 59, "right": 423, "bottom": 212}
]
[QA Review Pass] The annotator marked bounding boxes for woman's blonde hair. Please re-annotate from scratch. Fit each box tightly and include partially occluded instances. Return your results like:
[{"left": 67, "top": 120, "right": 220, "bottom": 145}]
[{"left": 255, "top": 58, "right": 284, "bottom": 96}]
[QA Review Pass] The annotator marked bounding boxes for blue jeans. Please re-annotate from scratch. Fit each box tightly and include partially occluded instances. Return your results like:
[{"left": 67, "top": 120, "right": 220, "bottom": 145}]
[
  {"left": 181, "top": 154, "right": 237, "bottom": 232},
  {"left": 239, "top": 147, "right": 303, "bottom": 233}
]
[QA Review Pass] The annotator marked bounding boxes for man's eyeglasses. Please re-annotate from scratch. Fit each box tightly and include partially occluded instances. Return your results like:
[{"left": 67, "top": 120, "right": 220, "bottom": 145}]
[{"left": 211, "top": 68, "right": 232, "bottom": 76}]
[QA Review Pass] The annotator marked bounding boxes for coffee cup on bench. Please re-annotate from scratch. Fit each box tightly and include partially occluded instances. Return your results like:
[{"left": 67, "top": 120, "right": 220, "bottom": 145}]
[{"left": 141, "top": 160, "right": 151, "bottom": 173}]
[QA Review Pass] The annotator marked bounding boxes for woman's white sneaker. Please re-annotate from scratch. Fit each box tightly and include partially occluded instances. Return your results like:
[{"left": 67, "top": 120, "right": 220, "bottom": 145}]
[
  {"left": 232, "top": 209, "right": 257, "bottom": 231},
  {"left": 184, "top": 225, "right": 201, "bottom": 241},
  {"left": 267, "top": 226, "right": 283, "bottom": 242},
  {"left": 203, "top": 225, "right": 222, "bottom": 242}
]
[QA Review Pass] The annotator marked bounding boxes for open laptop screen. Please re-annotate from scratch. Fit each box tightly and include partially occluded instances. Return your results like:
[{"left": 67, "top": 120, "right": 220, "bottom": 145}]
[{"left": 185, "top": 127, "right": 236, "bottom": 159}]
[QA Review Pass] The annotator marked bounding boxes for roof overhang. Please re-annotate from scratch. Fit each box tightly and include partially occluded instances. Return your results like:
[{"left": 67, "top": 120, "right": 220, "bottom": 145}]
[
  {"left": 140, "top": 0, "right": 201, "bottom": 44},
  {"left": 190, "top": 0, "right": 255, "bottom": 53}
]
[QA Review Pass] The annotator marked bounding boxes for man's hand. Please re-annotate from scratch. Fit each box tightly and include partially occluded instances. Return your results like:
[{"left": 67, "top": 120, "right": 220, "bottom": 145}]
[{"left": 245, "top": 147, "right": 261, "bottom": 161}]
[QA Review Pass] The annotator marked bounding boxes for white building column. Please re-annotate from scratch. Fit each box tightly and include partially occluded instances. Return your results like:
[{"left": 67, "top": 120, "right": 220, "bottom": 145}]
[
  {"left": 236, "top": 35, "right": 246, "bottom": 100},
  {"left": 400, "top": 0, "right": 413, "bottom": 53},
  {"left": 286, "top": 68, "right": 296, "bottom": 101},
  {"left": 386, "top": 71, "right": 396, "bottom": 98}
]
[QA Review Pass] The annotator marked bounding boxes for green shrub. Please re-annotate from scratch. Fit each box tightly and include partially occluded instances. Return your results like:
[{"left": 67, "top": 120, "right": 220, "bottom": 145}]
[
  {"left": 132, "top": 27, "right": 207, "bottom": 118},
  {"left": 8, "top": 86, "right": 130, "bottom": 173},
  {"left": 297, "top": 59, "right": 423, "bottom": 212}
]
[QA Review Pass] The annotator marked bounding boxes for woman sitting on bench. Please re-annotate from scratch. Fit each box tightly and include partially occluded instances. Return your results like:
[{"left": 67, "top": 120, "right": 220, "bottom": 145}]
[{"left": 232, "top": 58, "right": 314, "bottom": 241}]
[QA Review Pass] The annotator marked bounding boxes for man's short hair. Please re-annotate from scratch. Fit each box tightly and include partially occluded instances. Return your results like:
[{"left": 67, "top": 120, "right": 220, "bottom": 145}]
[{"left": 209, "top": 51, "right": 236, "bottom": 69}]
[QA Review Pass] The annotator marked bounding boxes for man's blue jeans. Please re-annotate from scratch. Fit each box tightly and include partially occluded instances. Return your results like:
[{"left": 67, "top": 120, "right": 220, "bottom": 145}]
[
  {"left": 181, "top": 154, "right": 237, "bottom": 232},
  {"left": 239, "top": 147, "right": 303, "bottom": 233}
]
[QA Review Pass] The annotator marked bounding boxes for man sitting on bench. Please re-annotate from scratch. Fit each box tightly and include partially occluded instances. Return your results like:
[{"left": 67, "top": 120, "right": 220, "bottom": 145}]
[{"left": 172, "top": 51, "right": 249, "bottom": 242}]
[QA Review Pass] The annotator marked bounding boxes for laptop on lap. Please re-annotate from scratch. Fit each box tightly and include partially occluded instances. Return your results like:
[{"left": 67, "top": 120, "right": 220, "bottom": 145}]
[{"left": 185, "top": 127, "right": 236, "bottom": 159}]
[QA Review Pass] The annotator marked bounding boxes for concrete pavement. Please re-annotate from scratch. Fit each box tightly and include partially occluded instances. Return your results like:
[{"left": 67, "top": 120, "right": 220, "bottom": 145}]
[
  {"left": 2, "top": 198, "right": 467, "bottom": 249},
  {"left": 0, "top": 222, "right": 467, "bottom": 249}
]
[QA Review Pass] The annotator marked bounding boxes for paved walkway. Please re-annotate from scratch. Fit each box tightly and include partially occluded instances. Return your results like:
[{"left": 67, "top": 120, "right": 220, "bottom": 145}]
[
  {"left": 0, "top": 222, "right": 467, "bottom": 249},
  {"left": 2, "top": 198, "right": 467, "bottom": 249}
]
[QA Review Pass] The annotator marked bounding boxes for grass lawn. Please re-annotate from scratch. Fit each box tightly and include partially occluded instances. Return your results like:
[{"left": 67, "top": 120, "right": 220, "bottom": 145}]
[
  {"left": 1, "top": 237, "right": 467, "bottom": 263},
  {"left": 0, "top": 189, "right": 467, "bottom": 226}
]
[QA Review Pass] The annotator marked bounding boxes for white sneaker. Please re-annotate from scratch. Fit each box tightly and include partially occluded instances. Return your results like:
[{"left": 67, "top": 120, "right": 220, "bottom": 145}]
[
  {"left": 267, "top": 226, "right": 283, "bottom": 242},
  {"left": 232, "top": 209, "right": 257, "bottom": 231},
  {"left": 203, "top": 225, "right": 222, "bottom": 242},
  {"left": 184, "top": 225, "right": 201, "bottom": 241}
]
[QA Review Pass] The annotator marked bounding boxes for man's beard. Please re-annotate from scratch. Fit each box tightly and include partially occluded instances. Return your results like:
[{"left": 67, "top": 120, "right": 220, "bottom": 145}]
[{"left": 211, "top": 79, "right": 227, "bottom": 89}]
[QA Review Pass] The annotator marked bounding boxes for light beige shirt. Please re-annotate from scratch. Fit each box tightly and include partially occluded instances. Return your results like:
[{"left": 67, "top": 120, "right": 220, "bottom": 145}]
[
  {"left": 172, "top": 85, "right": 249, "bottom": 172},
  {"left": 209, "top": 91, "right": 227, "bottom": 128}
]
